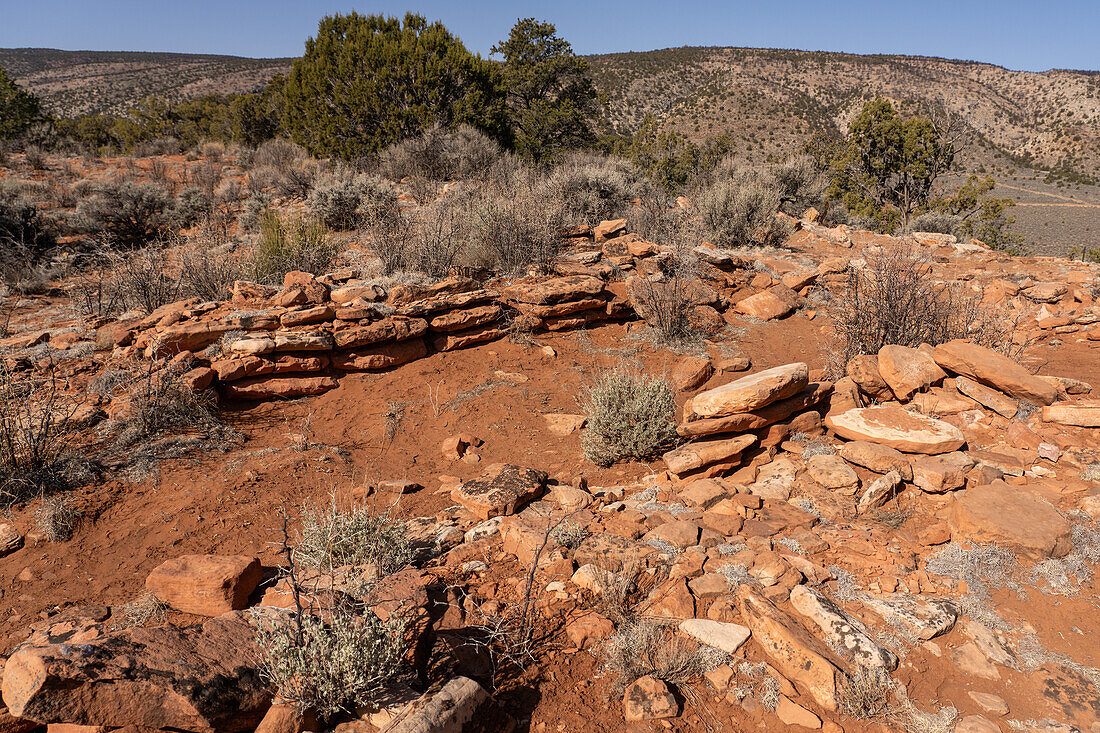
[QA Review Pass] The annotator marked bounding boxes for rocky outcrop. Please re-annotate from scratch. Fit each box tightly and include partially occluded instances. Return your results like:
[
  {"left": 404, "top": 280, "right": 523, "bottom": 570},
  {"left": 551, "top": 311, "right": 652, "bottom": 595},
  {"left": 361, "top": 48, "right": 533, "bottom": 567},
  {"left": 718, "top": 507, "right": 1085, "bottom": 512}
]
[{"left": 2, "top": 612, "right": 270, "bottom": 731}]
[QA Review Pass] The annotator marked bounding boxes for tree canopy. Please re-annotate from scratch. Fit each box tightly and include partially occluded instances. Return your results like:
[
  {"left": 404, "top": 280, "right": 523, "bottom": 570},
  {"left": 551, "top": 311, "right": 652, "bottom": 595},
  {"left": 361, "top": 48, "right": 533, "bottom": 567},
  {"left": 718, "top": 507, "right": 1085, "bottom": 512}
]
[
  {"left": 492, "top": 18, "right": 599, "bottom": 163},
  {"left": 282, "top": 12, "right": 508, "bottom": 160},
  {"left": 828, "top": 98, "right": 955, "bottom": 230},
  {"left": 0, "top": 66, "right": 42, "bottom": 140}
]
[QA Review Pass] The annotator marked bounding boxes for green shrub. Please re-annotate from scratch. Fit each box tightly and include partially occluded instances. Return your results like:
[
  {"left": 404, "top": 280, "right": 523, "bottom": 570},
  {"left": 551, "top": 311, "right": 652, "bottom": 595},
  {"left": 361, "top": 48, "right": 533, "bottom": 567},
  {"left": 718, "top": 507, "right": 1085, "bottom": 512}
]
[
  {"left": 698, "top": 167, "right": 790, "bottom": 249},
  {"left": 581, "top": 369, "right": 678, "bottom": 466},
  {"left": 77, "top": 178, "right": 174, "bottom": 246},
  {"left": 908, "top": 211, "right": 962, "bottom": 235},
  {"left": 771, "top": 155, "right": 827, "bottom": 217},
  {"left": 0, "top": 185, "right": 55, "bottom": 283},
  {"left": 250, "top": 212, "right": 337, "bottom": 283}
]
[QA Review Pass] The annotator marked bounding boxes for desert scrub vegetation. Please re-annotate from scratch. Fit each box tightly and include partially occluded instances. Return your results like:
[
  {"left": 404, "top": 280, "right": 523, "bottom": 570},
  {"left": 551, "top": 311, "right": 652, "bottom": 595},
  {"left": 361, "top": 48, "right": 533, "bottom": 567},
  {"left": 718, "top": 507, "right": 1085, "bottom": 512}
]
[
  {"left": 698, "top": 165, "right": 792, "bottom": 249},
  {"left": 547, "top": 153, "right": 647, "bottom": 226},
  {"left": 0, "top": 184, "right": 56, "bottom": 287},
  {"left": 603, "top": 618, "right": 726, "bottom": 693},
  {"left": 581, "top": 368, "right": 678, "bottom": 466},
  {"left": 307, "top": 170, "right": 397, "bottom": 230},
  {"left": 628, "top": 250, "right": 699, "bottom": 343},
  {"left": 825, "top": 243, "right": 1012, "bottom": 374},
  {"left": 253, "top": 500, "right": 412, "bottom": 719},
  {"left": 107, "top": 363, "right": 231, "bottom": 451},
  {"left": 293, "top": 499, "right": 413, "bottom": 580},
  {"left": 75, "top": 178, "right": 175, "bottom": 247},
  {"left": 379, "top": 124, "right": 503, "bottom": 182},
  {"left": 0, "top": 361, "right": 85, "bottom": 503},
  {"left": 249, "top": 211, "right": 337, "bottom": 284},
  {"left": 254, "top": 600, "right": 407, "bottom": 720}
]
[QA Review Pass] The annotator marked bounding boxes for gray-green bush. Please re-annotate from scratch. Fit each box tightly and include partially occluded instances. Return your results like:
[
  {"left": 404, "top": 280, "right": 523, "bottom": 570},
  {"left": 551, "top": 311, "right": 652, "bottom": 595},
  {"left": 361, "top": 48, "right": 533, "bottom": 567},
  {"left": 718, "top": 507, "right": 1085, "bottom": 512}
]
[
  {"left": 581, "top": 368, "right": 678, "bottom": 466},
  {"left": 698, "top": 166, "right": 790, "bottom": 249}
]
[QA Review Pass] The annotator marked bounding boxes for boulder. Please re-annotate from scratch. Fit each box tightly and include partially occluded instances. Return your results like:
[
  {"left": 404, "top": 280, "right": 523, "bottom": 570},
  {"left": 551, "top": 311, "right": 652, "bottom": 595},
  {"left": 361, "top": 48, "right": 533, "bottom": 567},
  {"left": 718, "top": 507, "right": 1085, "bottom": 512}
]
[
  {"left": 911, "top": 452, "right": 975, "bottom": 493},
  {"left": 949, "top": 481, "right": 1073, "bottom": 560},
  {"left": 2, "top": 612, "right": 269, "bottom": 731},
  {"left": 594, "top": 219, "right": 627, "bottom": 242},
  {"left": 857, "top": 471, "right": 902, "bottom": 513},
  {"left": 333, "top": 316, "right": 428, "bottom": 349},
  {"left": 737, "top": 586, "right": 847, "bottom": 711},
  {"left": 503, "top": 276, "right": 606, "bottom": 305},
  {"left": 788, "top": 586, "right": 897, "bottom": 670},
  {"left": 223, "top": 376, "right": 338, "bottom": 400},
  {"left": 775, "top": 697, "right": 822, "bottom": 729},
  {"left": 0, "top": 524, "right": 23, "bottom": 557},
  {"left": 931, "top": 340, "right": 1059, "bottom": 405},
  {"left": 671, "top": 356, "right": 713, "bottom": 391},
  {"left": 846, "top": 355, "right": 894, "bottom": 401},
  {"left": 824, "top": 406, "right": 965, "bottom": 454},
  {"left": 331, "top": 338, "right": 428, "bottom": 371},
  {"left": 428, "top": 305, "right": 502, "bottom": 333},
  {"left": 623, "top": 676, "right": 679, "bottom": 721},
  {"left": 877, "top": 345, "right": 946, "bottom": 401},
  {"left": 806, "top": 454, "right": 860, "bottom": 491},
  {"left": 734, "top": 290, "right": 795, "bottom": 320},
  {"left": 451, "top": 464, "right": 547, "bottom": 520},
  {"left": 383, "top": 676, "right": 500, "bottom": 733},
  {"left": 145, "top": 555, "right": 262, "bottom": 616},
  {"left": 687, "top": 363, "right": 809, "bottom": 419},
  {"left": 678, "top": 382, "right": 832, "bottom": 438},
  {"left": 860, "top": 593, "right": 957, "bottom": 640},
  {"left": 955, "top": 377, "right": 1018, "bottom": 418}
]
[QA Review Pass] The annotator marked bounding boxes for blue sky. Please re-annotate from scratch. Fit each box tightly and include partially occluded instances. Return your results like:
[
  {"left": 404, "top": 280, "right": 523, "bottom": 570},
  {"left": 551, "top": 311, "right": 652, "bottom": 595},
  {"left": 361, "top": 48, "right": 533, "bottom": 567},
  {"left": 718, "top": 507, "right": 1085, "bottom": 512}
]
[{"left": 1, "top": 0, "right": 1098, "bottom": 72}]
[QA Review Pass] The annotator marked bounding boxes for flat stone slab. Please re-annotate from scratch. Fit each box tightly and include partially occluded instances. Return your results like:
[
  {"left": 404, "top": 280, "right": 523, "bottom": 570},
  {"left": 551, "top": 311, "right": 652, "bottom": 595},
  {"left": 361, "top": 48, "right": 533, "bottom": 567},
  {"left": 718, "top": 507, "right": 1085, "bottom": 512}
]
[
  {"left": 687, "top": 363, "right": 809, "bottom": 419},
  {"left": 949, "top": 480, "right": 1073, "bottom": 560},
  {"left": 678, "top": 619, "right": 751, "bottom": 654},
  {"left": 824, "top": 406, "right": 965, "bottom": 454},
  {"left": 1042, "top": 401, "right": 1100, "bottom": 427}
]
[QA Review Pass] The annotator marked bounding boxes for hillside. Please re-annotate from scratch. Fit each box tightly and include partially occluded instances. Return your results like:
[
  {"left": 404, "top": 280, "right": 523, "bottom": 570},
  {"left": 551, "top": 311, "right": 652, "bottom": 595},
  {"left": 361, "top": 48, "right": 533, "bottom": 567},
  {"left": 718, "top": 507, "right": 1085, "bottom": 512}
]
[
  {"left": 586, "top": 46, "right": 1100, "bottom": 176},
  {"left": 0, "top": 48, "right": 292, "bottom": 117}
]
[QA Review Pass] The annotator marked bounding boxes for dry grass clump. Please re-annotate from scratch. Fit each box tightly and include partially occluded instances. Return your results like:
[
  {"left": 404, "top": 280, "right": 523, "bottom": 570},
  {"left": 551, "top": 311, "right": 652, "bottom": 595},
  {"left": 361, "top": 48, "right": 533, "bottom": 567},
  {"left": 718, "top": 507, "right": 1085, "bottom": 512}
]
[
  {"left": 580, "top": 368, "right": 678, "bottom": 467},
  {"left": 0, "top": 362, "right": 83, "bottom": 503},
  {"left": 603, "top": 619, "right": 726, "bottom": 693},
  {"left": 839, "top": 668, "right": 895, "bottom": 720},
  {"left": 115, "top": 591, "right": 168, "bottom": 628},
  {"left": 1082, "top": 463, "right": 1100, "bottom": 482},
  {"left": 925, "top": 543, "right": 1017, "bottom": 628},
  {"left": 293, "top": 499, "right": 412, "bottom": 579},
  {"left": 35, "top": 494, "right": 80, "bottom": 541},
  {"left": 249, "top": 211, "right": 336, "bottom": 284},
  {"left": 825, "top": 244, "right": 1012, "bottom": 376},
  {"left": 1029, "top": 524, "right": 1100, "bottom": 595}
]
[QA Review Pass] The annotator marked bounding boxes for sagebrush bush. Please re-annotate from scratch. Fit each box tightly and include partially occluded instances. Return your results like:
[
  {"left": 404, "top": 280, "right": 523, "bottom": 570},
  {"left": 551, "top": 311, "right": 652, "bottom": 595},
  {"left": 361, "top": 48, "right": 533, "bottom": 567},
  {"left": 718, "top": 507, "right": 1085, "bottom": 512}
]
[
  {"left": 400, "top": 198, "right": 465, "bottom": 278},
  {"left": 77, "top": 178, "right": 174, "bottom": 246},
  {"left": 379, "top": 124, "right": 502, "bottom": 182},
  {"left": 249, "top": 212, "right": 337, "bottom": 284},
  {"left": 548, "top": 153, "right": 647, "bottom": 225},
  {"left": 908, "top": 211, "right": 962, "bottom": 235},
  {"left": 294, "top": 500, "right": 413, "bottom": 577},
  {"left": 698, "top": 167, "right": 790, "bottom": 249},
  {"left": 771, "top": 155, "right": 827, "bottom": 217},
  {"left": 253, "top": 603, "right": 406, "bottom": 720},
  {"left": 826, "top": 244, "right": 1011, "bottom": 375},
  {"left": 113, "top": 247, "right": 182, "bottom": 313},
  {"left": 581, "top": 369, "right": 678, "bottom": 466},
  {"left": 308, "top": 171, "right": 397, "bottom": 230},
  {"left": 250, "top": 138, "right": 308, "bottom": 171}
]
